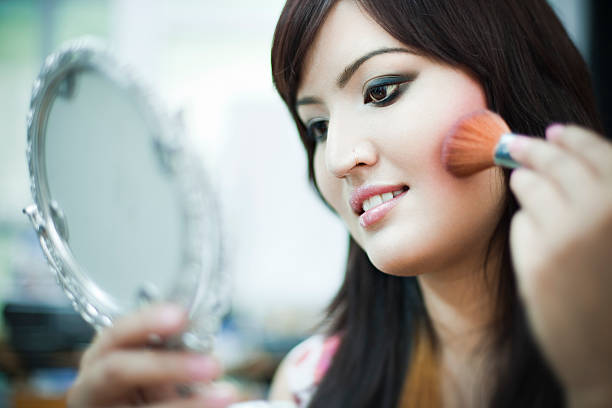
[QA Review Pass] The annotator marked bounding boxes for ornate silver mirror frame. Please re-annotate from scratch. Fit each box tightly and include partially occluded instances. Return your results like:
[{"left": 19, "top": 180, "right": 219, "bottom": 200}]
[{"left": 23, "top": 38, "right": 227, "bottom": 351}]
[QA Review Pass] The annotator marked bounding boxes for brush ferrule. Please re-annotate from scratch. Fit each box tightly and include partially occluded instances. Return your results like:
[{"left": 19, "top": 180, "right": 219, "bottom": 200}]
[{"left": 493, "top": 133, "right": 520, "bottom": 169}]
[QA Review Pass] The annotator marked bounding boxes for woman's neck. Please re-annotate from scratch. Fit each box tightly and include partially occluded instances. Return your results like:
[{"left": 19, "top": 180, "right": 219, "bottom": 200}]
[
  {"left": 417, "top": 265, "right": 495, "bottom": 354},
  {"left": 416, "top": 255, "right": 502, "bottom": 407}
]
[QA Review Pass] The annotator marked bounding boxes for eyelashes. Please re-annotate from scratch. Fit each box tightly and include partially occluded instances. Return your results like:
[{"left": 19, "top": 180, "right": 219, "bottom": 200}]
[
  {"left": 364, "top": 83, "right": 400, "bottom": 105},
  {"left": 362, "top": 74, "right": 415, "bottom": 106},
  {"left": 306, "top": 117, "right": 329, "bottom": 144},
  {"left": 304, "top": 74, "right": 416, "bottom": 143}
]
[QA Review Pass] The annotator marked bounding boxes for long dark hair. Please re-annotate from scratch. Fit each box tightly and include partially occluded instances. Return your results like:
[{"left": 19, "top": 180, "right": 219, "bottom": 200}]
[{"left": 271, "top": 1, "right": 603, "bottom": 407}]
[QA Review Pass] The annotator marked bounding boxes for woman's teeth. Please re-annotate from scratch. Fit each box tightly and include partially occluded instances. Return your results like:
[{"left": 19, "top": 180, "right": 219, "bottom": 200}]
[{"left": 362, "top": 189, "right": 404, "bottom": 212}]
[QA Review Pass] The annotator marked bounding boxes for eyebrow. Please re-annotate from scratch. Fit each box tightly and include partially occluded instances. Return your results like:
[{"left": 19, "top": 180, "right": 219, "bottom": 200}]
[
  {"left": 295, "top": 96, "right": 322, "bottom": 107},
  {"left": 295, "top": 47, "right": 413, "bottom": 107},
  {"left": 337, "top": 47, "right": 412, "bottom": 88}
]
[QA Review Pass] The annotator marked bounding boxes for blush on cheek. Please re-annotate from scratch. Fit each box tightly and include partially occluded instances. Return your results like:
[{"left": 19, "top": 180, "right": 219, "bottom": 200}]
[
  {"left": 406, "top": 78, "right": 489, "bottom": 205},
  {"left": 431, "top": 94, "right": 488, "bottom": 175}
]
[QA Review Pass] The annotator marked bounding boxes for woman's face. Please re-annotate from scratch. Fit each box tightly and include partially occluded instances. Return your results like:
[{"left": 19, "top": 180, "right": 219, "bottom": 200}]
[{"left": 296, "top": 0, "right": 506, "bottom": 276}]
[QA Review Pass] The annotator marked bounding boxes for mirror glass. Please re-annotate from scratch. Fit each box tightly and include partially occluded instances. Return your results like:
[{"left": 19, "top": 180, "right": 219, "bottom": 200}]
[{"left": 44, "top": 68, "right": 183, "bottom": 311}]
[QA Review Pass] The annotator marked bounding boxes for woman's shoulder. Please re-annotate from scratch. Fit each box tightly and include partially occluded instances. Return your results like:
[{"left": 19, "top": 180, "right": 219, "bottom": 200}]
[{"left": 269, "top": 333, "right": 341, "bottom": 408}]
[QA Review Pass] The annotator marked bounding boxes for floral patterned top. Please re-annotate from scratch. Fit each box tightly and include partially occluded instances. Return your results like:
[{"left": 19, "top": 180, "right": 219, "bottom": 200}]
[
  {"left": 284, "top": 334, "right": 341, "bottom": 408},
  {"left": 229, "top": 334, "right": 340, "bottom": 408}
]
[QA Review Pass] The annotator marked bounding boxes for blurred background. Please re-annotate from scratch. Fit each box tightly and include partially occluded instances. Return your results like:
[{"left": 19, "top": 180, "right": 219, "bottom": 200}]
[{"left": 0, "top": 0, "right": 609, "bottom": 406}]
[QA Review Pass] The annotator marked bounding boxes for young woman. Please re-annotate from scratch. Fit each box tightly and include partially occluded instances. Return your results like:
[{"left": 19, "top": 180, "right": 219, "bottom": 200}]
[{"left": 67, "top": 1, "right": 612, "bottom": 407}]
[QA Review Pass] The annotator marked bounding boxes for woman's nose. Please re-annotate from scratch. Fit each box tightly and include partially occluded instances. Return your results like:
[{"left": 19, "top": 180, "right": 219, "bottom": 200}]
[{"left": 324, "top": 117, "right": 378, "bottom": 178}]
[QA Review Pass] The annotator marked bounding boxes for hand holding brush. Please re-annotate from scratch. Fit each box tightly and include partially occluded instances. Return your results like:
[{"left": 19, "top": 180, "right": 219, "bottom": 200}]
[{"left": 443, "top": 110, "right": 612, "bottom": 406}]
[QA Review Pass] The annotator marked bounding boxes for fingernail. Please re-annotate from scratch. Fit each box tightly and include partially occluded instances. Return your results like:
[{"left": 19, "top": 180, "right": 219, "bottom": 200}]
[
  {"left": 507, "top": 134, "right": 529, "bottom": 156},
  {"left": 186, "top": 355, "right": 220, "bottom": 380},
  {"left": 158, "top": 304, "right": 185, "bottom": 326},
  {"left": 200, "top": 383, "right": 239, "bottom": 406},
  {"left": 546, "top": 123, "right": 565, "bottom": 141}
]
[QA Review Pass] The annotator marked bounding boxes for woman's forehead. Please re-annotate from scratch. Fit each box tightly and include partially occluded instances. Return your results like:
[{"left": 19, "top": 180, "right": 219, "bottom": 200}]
[{"left": 297, "top": 0, "right": 405, "bottom": 96}]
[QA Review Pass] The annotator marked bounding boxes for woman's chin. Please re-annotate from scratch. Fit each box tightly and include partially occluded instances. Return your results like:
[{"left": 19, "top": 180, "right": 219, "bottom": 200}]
[{"left": 366, "top": 247, "right": 431, "bottom": 277}]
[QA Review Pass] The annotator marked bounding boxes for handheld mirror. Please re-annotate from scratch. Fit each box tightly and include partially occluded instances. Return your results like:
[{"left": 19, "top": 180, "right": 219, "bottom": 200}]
[{"left": 23, "top": 38, "right": 226, "bottom": 351}]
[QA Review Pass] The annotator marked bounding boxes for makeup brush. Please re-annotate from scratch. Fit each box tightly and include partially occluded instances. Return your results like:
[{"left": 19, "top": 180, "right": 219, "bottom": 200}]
[{"left": 441, "top": 109, "right": 521, "bottom": 177}]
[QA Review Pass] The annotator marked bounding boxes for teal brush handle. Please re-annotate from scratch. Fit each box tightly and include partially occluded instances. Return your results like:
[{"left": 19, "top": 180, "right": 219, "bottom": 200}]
[{"left": 493, "top": 133, "right": 521, "bottom": 169}]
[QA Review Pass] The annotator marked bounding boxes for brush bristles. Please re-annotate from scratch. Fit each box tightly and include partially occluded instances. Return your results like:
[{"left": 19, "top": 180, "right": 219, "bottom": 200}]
[{"left": 441, "top": 109, "right": 511, "bottom": 177}]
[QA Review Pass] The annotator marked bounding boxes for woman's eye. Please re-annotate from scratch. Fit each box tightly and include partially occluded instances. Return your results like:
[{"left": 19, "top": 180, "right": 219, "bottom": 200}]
[
  {"left": 364, "top": 83, "right": 400, "bottom": 105},
  {"left": 362, "top": 75, "right": 415, "bottom": 106},
  {"left": 306, "top": 118, "right": 329, "bottom": 143}
]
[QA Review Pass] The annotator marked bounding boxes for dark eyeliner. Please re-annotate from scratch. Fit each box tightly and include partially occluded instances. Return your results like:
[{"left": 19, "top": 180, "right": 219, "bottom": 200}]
[
  {"left": 363, "top": 74, "right": 416, "bottom": 106},
  {"left": 305, "top": 117, "right": 329, "bottom": 143}
]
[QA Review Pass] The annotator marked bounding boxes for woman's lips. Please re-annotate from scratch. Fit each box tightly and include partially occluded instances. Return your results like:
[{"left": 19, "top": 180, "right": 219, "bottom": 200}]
[
  {"left": 349, "top": 184, "right": 408, "bottom": 215},
  {"left": 359, "top": 189, "right": 408, "bottom": 228}
]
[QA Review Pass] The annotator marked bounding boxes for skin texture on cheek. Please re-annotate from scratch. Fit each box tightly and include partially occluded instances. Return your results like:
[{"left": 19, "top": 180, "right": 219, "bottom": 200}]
[{"left": 376, "top": 73, "right": 504, "bottom": 274}]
